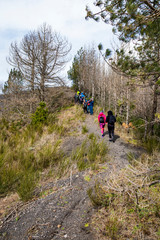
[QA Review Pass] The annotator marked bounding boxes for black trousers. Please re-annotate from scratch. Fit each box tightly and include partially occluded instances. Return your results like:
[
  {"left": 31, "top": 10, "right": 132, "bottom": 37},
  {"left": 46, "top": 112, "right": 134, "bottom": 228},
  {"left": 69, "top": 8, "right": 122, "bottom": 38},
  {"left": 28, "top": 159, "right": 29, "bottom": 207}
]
[{"left": 108, "top": 125, "right": 114, "bottom": 139}]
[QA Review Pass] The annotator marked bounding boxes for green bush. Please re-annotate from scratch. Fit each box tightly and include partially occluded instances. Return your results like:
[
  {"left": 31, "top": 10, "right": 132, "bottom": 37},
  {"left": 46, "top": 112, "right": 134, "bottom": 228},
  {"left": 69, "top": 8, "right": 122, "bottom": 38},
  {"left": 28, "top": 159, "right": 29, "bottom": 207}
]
[
  {"left": 0, "top": 167, "right": 19, "bottom": 195},
  {"left": 17, "top": 171, "right": 38, "bottom": 201},
  {"left": 31, "top": 102, "right": 48, "bottom": 127},
  {"left": 88, "top": 137, "right": 100, "bottom": 162},
  {"left": 143, "top": 136, "right": 160, "bottom": 153}
]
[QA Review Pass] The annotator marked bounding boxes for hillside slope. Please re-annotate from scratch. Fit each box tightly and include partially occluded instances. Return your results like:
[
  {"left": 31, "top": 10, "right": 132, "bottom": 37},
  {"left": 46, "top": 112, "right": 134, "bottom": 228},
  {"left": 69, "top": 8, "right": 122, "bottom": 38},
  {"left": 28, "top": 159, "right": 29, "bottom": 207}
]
[{"left": 0, "top": 107, "right": 147, "bottom": 240}]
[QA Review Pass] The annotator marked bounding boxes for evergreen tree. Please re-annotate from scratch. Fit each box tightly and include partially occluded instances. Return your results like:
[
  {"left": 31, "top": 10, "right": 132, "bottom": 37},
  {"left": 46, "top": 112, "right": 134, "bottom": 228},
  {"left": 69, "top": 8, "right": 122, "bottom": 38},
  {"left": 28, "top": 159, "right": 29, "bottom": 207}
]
[
  {"left": 68, "top": 56, "right": 80, "bottom": 91},
  {"left": 3, "top": 68, "right": 23, "bottom": 94}
]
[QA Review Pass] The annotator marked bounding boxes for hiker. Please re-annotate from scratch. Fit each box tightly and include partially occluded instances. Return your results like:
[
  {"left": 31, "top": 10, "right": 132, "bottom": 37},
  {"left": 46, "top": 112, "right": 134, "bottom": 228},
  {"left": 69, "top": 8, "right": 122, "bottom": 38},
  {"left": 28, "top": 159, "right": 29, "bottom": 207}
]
[
  {"left": 83, "top": 99, "right": 88, "bottom": 113},
  {"left": 89, "top": 98, "right": 94, "bottom": 115},
  {"left": 98, "top": 111, "right": 106, "bottom": 137},
  {"left": 106, "top": 110, "right": 116, "bottom": 142},
  {"left": 87, "top": 99, "right": 90, "bottom": 113},
  {"left": 80, "top": 92, "right": 85, "bottom": 98},
  {"left": 77, "top": 90, "right": 80, "bottom": 96},
  {"left": 79, "top": 92, "right": 85, "bottom": 104},
  {"left": 74, "top": 93, "right": 78, "bottom": 104}
]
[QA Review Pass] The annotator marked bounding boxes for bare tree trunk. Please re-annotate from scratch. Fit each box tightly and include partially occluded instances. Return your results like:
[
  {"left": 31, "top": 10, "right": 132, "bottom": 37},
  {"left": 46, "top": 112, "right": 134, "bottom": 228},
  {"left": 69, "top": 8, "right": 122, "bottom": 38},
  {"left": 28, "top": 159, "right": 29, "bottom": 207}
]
[
  {"left": 126, "top": 86, "right": 130, "bottom": 125},
  {"left": 151, "top": 82, "right": 158, "bottom": 135},
  {"left": 144, "top": 116, "right": 148, "bottom": 140}
]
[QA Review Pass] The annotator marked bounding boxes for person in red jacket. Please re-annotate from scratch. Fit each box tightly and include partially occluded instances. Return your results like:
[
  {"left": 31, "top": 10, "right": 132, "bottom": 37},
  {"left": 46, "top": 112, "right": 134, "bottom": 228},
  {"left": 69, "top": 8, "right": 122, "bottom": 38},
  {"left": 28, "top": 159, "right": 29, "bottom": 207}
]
[{"left": 98, "top": 111, "right": 106, "bottom": 137}]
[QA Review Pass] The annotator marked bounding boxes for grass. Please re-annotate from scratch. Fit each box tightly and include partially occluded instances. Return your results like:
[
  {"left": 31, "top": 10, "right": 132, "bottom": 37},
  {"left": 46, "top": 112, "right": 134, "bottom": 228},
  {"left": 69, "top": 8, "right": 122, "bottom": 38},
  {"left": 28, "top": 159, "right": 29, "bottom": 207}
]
[
  {"left": 89, "top": 152, "right": 160, "bottom": 240},
  {"left": 0, "top": 105, "right": 88, "bottom": 201},
  {"left": 82, "top": 125, "right": 88, "bottom": 134},
  {"left": 71, "top": 134, "right": 109, "bottom": 171}
]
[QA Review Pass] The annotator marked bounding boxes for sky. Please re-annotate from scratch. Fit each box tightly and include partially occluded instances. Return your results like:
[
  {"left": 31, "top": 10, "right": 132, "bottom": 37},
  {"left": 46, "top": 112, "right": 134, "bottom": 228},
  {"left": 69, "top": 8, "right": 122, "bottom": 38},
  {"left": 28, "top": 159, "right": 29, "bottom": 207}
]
[{"left": 0, "top": 0, "right": 116, "bottom": 88}]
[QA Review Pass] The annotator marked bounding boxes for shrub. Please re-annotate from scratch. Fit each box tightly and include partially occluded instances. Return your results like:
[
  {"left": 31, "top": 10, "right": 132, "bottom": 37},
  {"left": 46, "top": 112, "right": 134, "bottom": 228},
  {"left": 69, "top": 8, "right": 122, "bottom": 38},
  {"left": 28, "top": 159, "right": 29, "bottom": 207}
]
[
  {"left": 143, "top": 136, "right": 160, "bottom": 153},
  {"left": 31, "top": 102, "right": 48, "bottom": 127},
  {"left": 17, "top": 171, "right": 38, "bottom": 201},
  {"left": 0, "top": 167, "right": 19, "bottom": 195},
  {"left": 88, "top": 137, "right": 100, "bottom": 162}
]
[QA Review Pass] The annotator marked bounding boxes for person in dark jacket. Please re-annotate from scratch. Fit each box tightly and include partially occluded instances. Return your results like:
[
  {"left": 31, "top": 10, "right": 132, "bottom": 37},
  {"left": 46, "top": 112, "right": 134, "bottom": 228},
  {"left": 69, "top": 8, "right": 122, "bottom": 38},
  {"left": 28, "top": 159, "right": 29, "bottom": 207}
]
[
  {"left": 74, "top": 93, "right": 78, "bottom": 104},
  {"left": 106, "top": 110, "right": 116, "bottom": 142},
  {"left": 83, "top": 99, "right": 88, "bottom": 113}
]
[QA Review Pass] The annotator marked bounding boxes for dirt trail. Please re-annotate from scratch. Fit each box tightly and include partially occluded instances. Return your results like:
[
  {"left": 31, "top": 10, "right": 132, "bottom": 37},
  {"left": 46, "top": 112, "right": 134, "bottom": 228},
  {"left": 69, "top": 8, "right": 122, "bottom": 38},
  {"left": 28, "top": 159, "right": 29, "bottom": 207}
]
[
  {"left": 86, "top": 115, "right": 144, "bottom": 169},
  {"left": 0, "top": 114, "right": 145, "bottom": 240}
]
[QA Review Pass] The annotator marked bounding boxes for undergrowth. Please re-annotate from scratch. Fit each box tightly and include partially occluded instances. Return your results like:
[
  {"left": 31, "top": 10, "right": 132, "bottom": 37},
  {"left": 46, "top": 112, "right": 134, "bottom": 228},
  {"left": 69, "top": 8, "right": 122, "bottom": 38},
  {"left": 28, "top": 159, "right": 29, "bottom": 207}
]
[
  {"left": 71, "top": 133, "right": 108, "bottom": 171},
  {"left": 89, "top": 152, "right": 160, "bottom": 240},
  {"left": 0, "top": 104, "right": 89, "bottom": 202}
]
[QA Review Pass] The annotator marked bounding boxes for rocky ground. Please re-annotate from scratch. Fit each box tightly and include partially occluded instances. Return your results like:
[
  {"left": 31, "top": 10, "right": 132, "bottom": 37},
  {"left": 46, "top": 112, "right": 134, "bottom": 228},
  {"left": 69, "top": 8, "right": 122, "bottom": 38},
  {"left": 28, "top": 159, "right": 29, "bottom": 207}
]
[{"left": 0, "top": 112, "right": 145, "bottom": 240}]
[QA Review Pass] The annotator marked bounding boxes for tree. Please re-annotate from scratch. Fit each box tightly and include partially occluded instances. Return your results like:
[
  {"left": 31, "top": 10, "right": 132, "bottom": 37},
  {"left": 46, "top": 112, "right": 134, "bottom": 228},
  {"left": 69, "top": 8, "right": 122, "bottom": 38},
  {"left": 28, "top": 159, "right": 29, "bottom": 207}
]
[
  {"left": 7, "top": 31, "right": 38, "bottom": 94},
  {"left": 68, "top": 46, "right": 99, "bottom": 97},
  {"left": 86, "top": 0, "right": 160, "bottom": 42},
  {"left": 7, "top": 23, "right": 71, "bottom": 101},
  {"left": 86, "top": 0, "right": 160, "bottom": 134},
  {"left": 3, "top": 68, "right": 23, "bottom": 94},
  {"left": 68, "top": 56, "right": 80, "bottom": 91}
]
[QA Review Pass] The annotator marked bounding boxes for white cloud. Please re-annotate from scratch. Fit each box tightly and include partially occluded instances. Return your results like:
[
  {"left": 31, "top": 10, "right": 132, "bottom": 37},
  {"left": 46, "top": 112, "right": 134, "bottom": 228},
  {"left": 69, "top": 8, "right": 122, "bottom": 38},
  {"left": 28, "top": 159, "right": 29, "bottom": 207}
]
[{"left": 0, "top": 0, "right": 116, "bottom": 87}]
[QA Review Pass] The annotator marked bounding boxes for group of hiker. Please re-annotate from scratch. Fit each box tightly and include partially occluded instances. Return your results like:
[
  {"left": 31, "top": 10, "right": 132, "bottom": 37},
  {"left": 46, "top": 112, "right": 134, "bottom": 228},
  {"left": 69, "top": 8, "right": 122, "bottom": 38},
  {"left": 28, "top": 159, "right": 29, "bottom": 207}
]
[
  {"left": 98, "top": 110, "right": 116, "bottom": 142},
  {"left": 74, "top": 91, "right": 94, "bottom": 115},
  {"left": 74, "top": 91, "right": 116, "bottom": 142}
]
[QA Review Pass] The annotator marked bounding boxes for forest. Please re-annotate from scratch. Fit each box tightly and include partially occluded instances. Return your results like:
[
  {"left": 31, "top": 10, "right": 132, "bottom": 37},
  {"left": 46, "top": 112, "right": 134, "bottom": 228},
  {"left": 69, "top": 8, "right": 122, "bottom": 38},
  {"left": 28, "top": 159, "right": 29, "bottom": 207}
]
[{"left": 68, "top": 0, "right": 160, "bottom": 144}]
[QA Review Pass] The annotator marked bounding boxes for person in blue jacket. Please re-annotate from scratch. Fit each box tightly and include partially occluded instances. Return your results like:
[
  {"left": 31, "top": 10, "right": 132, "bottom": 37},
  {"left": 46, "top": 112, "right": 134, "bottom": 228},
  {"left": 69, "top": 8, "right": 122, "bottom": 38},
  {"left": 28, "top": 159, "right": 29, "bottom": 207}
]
[
  {"left": 89, "top": 98, "right": 94, "bottom": 115},
  {"left": 79, "top": 92, "right": 85, "bottom": 104}
]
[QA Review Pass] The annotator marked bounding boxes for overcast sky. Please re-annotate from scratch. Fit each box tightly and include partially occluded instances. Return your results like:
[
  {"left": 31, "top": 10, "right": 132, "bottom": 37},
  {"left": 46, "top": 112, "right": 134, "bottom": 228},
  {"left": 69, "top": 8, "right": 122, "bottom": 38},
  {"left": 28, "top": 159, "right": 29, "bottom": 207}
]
[{"left": 0, "top": 0, "right": 116, "bottom": 87}]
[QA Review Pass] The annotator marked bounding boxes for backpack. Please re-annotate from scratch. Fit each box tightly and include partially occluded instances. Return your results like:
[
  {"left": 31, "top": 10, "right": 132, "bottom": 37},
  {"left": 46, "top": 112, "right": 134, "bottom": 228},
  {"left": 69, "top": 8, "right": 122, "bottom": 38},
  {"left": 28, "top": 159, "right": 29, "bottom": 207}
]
[
  {"left": 108, "top": 115, "right": 115, "bottom": 125},
  {"left": 99, "top": 116, "right": 104, "bottom": 123}
]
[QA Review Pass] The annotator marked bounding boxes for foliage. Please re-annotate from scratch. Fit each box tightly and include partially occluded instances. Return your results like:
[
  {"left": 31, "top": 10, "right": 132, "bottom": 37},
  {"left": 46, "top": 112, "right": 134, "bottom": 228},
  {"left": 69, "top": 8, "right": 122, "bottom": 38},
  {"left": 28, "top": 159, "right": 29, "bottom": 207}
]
[
  {"left": 68, "top": 55, "right": 81, "bottom": 91},
  {"left": 17, "top": 170, "right": 37, "bottom": 201},
  {"left": 128, "top": 117, "right": 160, "bottom": 151},
  {"left": 0, "top": 105, "right": 86, "bottom": 200},
  {"left": 31, "top": 102, "right": 48, "bottom": 127},
  {"left": 143, "top": 136, "right": 160, "bottom": 154},
  {"left": 2, "top": 68, "right": 23, "bottom": 94},
  {"left": 86, "top": 0, "right": 160, "bottom": 42}
]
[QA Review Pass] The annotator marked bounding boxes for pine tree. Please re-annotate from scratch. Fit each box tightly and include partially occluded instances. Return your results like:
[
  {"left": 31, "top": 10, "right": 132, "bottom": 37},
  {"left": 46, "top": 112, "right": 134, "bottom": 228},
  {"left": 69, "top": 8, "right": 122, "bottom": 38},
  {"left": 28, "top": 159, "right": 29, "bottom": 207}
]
[{"left": 3, "top": 68, "right": 23, "bottom": 94}]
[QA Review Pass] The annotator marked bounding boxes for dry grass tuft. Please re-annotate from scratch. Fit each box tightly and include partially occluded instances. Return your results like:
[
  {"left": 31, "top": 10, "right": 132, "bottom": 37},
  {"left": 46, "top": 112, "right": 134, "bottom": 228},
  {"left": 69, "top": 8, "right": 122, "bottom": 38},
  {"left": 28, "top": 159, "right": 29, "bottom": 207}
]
[{"left": 90, "top": 152, "right": 160, "bottom": 240}]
